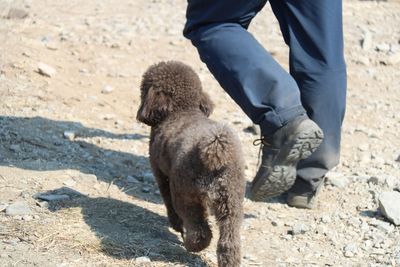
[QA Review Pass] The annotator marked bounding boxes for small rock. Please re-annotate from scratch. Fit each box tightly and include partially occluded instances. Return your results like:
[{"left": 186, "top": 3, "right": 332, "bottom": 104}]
[
  {"left": 9, "top": 144, "right": 21, "bottom": 152},
  {"left": 360, "top": 31, "right": 373, "bottom": 50},
  {"left": 6, "top": 8, "right": 28, "bottom": 19},
  {"left": 142, "top": 172, "right": 154, "bottom": 183},
  {"left": 0, "top": 203, "right": 8, "bottom": 212},
  {"left": 37, "top": 62, "right": 56, "bottom": 77},
  {"left": 321, "top": 215, "right": 332, "bottom": 224},
  {"left": 344, "top": 243, "right": 358, "bottom": 256},
  {"left": 371, "top": 248, "right": 386, "bottom": 255},
  {"left": 368, "top": 176, "right": 381, "bottom": 185},
  {"left": 289, "top": 223, "right": 309, "bottom": 235},
  {"left": 63, "top": 179, "right": 76, "bottom": 187},
  {"left": 22, "top": 215, "right": 33, "bottom": 221},
  {"left": 271, "top": 220, "right": 283, "bottom": 227},
  {"left": 357, "top": 143, "right": 369, "bottom": 151},
  {"left": 383, "top": 53, "right": 400, "bottom": 66},
  {"left": 142, "top": 187, "right": 151, "bottom": 193},
  {"left": 384, "top": 175, "right": 399, "bottom": 189},
  {"left": 101, "top": 85, "right": 113, "bottom": 94},
  {"left": 6, "top": 201, "right": 32, "bottom": 216},
  {"left": 376, "top": 43, "right": 391, "bottom": 53},
  {"left": 348, "top": 217, "right": 361, "bottom": 227},
  {"left": 36, "top": 194, "right": 70, "bottom": 202},
  {"left": 379, "top": 191, "right": 400, "bottom": 225},
  {"left": 326, "top": 173, "right": 349, "bottom": 188},
  {"left": 374, "top": 220, "right": 393, "bottom": 234},
  {"left": 135, "top": 256, "right": 151, "bottom": 263},
  {"left": 45, "top": 43, "right": 59, "bottom": 51},
  {"left": 126, "top": 175, "right": 140, "bottom": 183},
  {"left": 63, "top": 131, "right": 76, "bottom": 141}
]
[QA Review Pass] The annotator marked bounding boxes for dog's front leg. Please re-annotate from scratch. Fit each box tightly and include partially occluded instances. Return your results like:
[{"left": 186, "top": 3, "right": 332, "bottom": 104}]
[{"left": 152, "top": 168, "right": 183, "bottom": 233}]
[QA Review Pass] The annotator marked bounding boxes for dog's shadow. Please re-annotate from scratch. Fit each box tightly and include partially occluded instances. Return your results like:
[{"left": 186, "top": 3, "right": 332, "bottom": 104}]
[
  {"left": 0, "top": 115, "right": 163, "bottom": 203},
  {"left": 46, "top": 187, "right": 207, "bottom": 265}
]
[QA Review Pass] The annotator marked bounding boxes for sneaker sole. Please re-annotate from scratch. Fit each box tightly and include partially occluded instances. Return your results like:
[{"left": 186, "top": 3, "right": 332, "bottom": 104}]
[{"left": 251, "top": 120, "right": 324, "bottom": 201}]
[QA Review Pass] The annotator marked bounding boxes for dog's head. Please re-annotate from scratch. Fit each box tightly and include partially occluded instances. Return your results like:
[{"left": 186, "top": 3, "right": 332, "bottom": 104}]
[{"left": 136, "top": 61, "right": 214, "bottom": 126}]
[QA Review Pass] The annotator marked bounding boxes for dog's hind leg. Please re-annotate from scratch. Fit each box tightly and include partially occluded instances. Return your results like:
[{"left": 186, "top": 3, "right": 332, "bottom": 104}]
[
  {"left": 213, "top": 188, "right": 243, "bottom": 267},
  {"left": 153, "top": 168, "right": 183, "bottom": 233},
  {"left": 178, "top": 201, "right": 212, "bottom": 252}
]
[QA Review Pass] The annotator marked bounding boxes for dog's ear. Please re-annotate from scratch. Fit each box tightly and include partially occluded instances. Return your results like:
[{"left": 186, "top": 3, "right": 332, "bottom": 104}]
[
  {"left": 137, "top": 87, "right": 174, "bottom": 126},
  {"left": 199, "top": 91, "right": 214, "bottom": 117}
]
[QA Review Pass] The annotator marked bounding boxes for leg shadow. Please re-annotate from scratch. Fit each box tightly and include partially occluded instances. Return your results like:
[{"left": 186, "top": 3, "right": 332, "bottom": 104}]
[{"left": 45, "top": 187, "right": 208, "bottom": 266}]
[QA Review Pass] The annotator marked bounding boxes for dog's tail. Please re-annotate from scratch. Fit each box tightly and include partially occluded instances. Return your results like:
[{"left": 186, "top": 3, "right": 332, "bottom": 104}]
[{"left": 197, "top": 124, "right": 239, "bottom": 172}]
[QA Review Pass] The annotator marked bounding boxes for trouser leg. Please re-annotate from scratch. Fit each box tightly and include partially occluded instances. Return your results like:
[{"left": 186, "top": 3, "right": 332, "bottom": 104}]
[
  {"left": 269, "top": 0, "right": 347, "bottom": 192},
  {"left": 184, "top": 0, "right": 306, "bottom": 136}
]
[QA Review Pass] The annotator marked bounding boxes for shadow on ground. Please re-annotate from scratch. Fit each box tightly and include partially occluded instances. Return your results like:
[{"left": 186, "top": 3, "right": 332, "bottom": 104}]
[
  {"left": 0, "top": 115, "right": 162, "bottom": 203},
  {"left": 45, "top": 187, "right": 207, "bottom": 266}
]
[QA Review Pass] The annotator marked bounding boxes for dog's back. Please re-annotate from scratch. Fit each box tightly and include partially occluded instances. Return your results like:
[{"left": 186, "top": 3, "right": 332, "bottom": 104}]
[{"left": 150, "top": 110, "right": 244, "bottom": 196}]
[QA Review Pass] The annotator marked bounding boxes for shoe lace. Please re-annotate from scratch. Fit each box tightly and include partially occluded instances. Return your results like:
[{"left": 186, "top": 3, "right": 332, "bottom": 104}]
[{"left": 253, "top": 137, "right": 272, "bottom": 167}]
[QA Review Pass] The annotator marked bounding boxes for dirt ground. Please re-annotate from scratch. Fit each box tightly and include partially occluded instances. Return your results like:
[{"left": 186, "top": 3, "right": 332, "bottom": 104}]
[{"left": 1, "top": 0, "right": 400, "bottom": 266}]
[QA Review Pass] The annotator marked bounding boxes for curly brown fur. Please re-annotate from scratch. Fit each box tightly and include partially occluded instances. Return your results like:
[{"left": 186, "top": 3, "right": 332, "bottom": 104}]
[{"left": 136, "top": 61, "right": 245, "bottom": 267}]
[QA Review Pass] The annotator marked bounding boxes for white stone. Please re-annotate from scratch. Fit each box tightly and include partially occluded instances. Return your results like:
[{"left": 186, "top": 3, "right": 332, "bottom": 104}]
[
  {"left": 6, "top": 201, "right": 32, "bottom": 216},
  {"left": 101, "top": 85, "right": 114, "bottom": 94},
  {"left": 135, "top": 256, "right": 151, "bottom": 263},
  {"left": 379, "top": 191, "right": 400, "bottom": 225},
  {"left": 37, "top": 62, "right": 56, "bottom": 77}
]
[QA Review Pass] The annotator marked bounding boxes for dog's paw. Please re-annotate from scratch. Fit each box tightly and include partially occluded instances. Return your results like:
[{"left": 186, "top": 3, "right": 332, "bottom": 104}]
[{"left": 183, "top": 223, "right": 212, "bottom": 252}]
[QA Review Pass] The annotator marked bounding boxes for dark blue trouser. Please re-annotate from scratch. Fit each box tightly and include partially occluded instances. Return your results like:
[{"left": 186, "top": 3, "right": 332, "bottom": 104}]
[{"left": 184, "top": 0, "right": 347, "bottom": 192}]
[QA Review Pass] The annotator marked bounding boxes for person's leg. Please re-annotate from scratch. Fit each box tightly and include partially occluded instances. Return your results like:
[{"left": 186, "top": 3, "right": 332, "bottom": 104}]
[
  {"left": 184, "top": 0, "right": 306, "bottom": 137},
  {"left": 269, "top": 0, "right": 347, "bottom": 206},
  {"left": 184, "top": 0, "right": 324, "bottom": 200}
]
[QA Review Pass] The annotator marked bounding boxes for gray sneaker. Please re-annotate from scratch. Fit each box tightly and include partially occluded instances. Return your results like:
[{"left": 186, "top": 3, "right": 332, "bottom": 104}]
[{"left": 250, "top": 115, "right": 324, "bottom": 201}]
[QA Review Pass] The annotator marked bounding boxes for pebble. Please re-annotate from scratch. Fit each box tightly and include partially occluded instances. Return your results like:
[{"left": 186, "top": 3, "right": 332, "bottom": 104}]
[
  {"left": 63, "top": 131, "right": 76, "bottom": 141},
  {"left": 22, "top": 215, "right": 33, "bottom": 221},
  {"left": 376, "top": 43, "right": 391, "bottom": 53},
  {"left": 289, "top": 223, "right": 309, "bottom": 235},
  {"left": 378, "top": 191, "right": 400, "bottom": 225},
  {"left": 321, "top": 215, "right": 332, "bottom": 224},
  {"left": 326, "top": 174, "right": 349, "bottom": 188},
  {"left": 126, "top": 175, "right": 140, "bottom": 183},
  {"left": 141, "top": 187, "right": 151, "bottom": 193},
  {"left": 101, "top": 85, "right": 114, "bottom": 94},
  {"left": 271, "top": 220, "right": 283, "bottom": 227},
  {"left": 374, "top": 220, "right": 393, "bottom": 234},
  {"left": 9, "top": 144, "right": 21, "bottom": 152},
  {"left": 384, "top": 175, "right": 399, "bottom": 189},
  {"left": 63, "top": 179, "right": 76, "bottom": 187},
  {"left": 37, "top": 62, "right": 57, "bottom": 77},
  {"left": 142, "top": 171, "right": 154, "bottom": 183},
  {"left": 135, "top": 256, "right": 151, "bottom": 263},
  {"left": 36, "top": 194, "right": 70, "bottom": 202},
  {"left": 0, "top": 203, "right": 8, "bottom": 212},
  {"left": 361, "top": 31, "right": 373, "bottom": 50},
  {"left": 344, "top": 243, "right": 358, "bottom": 257},
  {"left": 6, "top": 8, "right": 29, "bottom": 19},
  {"left": 5, "top": 201, "right": 32, "bottom": 216}
]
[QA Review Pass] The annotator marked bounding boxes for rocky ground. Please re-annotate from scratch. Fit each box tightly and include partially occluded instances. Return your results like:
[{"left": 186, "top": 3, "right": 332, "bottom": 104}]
[{"left": 1, "top": 0, "right": 400, "bottom": 266}]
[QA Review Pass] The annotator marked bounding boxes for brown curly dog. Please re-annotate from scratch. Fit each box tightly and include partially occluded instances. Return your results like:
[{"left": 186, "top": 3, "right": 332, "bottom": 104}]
[{"left": 136, "top": 61, "right": 245, "bottom": 267}]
